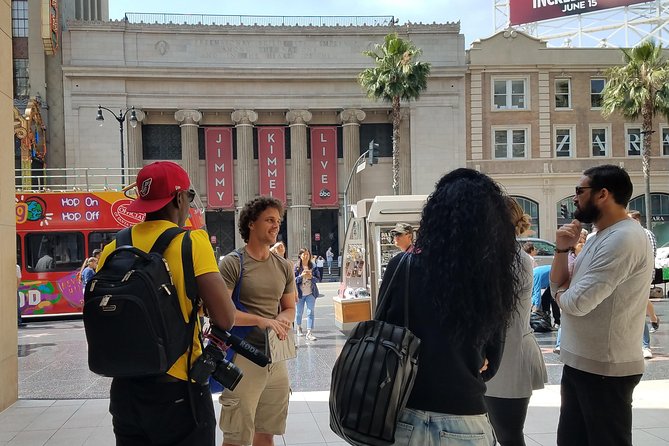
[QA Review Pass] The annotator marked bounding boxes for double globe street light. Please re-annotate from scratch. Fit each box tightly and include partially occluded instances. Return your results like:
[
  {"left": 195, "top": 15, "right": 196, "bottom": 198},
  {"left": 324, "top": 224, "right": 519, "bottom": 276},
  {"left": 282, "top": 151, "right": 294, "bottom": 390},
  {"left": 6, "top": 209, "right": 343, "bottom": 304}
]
[{"left": 96, "top": 105, "right": 138, "bottom": 186}]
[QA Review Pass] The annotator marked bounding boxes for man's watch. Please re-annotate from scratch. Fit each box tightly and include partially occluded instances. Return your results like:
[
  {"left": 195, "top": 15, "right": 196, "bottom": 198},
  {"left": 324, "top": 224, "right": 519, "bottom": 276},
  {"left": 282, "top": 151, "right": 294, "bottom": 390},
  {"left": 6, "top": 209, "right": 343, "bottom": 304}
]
[{"left": 555, "top": 247, "right": 572, "bottom": 253}]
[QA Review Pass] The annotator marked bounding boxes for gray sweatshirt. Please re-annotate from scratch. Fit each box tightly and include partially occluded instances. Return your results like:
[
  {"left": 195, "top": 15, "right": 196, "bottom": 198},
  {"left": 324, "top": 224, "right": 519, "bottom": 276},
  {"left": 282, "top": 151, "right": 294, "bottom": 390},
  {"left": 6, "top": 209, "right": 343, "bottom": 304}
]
[{"left": 552, "top": 219, "right": 653, "bottom": 377}]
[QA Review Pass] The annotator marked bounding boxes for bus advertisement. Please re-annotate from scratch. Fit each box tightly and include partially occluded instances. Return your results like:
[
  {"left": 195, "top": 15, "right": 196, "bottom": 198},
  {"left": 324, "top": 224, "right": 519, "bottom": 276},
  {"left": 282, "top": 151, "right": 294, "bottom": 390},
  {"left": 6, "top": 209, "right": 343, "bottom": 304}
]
[{"left": 16, "top": 190, "right": 205, "bottom": 318}]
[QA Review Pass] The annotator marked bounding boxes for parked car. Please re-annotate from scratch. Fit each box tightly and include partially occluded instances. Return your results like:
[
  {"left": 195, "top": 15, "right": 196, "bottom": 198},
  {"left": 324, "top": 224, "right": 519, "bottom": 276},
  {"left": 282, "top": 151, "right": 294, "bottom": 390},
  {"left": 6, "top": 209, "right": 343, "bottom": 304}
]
[{"left": 517, "top": 237, "right": 556, "bottom": 267}]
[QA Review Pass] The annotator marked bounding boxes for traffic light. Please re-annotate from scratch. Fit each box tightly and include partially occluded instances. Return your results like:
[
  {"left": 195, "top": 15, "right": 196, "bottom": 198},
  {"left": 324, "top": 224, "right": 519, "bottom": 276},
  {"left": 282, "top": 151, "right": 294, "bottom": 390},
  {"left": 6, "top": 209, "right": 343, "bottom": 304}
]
[
  {"left": 368, "top": 140, "right": 379, "bottom": 166},
  {"left": 560, "top": 204, "right": 569, "bottom": 219}
]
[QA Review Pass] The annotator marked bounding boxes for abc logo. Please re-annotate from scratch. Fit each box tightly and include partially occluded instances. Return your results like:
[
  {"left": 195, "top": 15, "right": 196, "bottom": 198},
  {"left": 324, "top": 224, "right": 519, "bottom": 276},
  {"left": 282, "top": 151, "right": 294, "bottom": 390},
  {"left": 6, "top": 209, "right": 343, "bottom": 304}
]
[{"left": 319, "top": 188, "right": 331, "bottom": 198}]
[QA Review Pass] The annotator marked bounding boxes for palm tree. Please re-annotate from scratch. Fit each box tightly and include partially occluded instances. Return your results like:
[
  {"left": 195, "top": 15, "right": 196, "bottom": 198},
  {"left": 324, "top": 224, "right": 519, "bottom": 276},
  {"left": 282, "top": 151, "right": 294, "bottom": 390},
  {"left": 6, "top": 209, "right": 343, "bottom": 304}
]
[
  {"left": 358, "top": 33, "right": 431, "bottom": 195},
  {"left": 602, "top": 40, "right": 669, "bottom": 228}
]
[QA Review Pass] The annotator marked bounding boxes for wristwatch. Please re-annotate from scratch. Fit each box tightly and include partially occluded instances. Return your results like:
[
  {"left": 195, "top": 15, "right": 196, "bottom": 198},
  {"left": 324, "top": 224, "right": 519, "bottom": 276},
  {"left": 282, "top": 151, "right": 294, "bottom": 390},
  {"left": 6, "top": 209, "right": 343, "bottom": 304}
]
[{"left": 555, "top": 247, "right": 572, "bottom": 253}]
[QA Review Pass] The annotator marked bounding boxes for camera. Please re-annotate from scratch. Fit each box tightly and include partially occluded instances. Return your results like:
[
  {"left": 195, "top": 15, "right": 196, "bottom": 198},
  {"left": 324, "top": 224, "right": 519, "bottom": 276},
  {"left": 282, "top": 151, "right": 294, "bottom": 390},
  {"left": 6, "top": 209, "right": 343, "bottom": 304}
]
[{"left": 190, "top": 325, "right": 270, "bottom": 391}]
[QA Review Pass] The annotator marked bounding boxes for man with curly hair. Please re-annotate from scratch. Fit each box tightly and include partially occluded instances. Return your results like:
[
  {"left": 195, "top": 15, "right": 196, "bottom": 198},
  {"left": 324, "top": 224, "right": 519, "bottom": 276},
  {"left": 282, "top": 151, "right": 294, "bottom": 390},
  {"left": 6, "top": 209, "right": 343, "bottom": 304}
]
[{"left": 218, "top": 196, "right": 296, "bottom": 446}]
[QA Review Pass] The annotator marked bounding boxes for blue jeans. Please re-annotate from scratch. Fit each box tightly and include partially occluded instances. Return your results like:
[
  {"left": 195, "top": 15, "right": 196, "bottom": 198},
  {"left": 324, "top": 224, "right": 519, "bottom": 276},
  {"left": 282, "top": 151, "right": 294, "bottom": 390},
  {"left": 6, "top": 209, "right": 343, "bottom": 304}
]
[
  {"left": 393, "top": 408, "right": 496, "bottom": 445},
  {"left": 295, "top": 294, "right": 316, "bottom": 330},
  {"left": 642, "top": 321, "right": 650, "bottom": 349},
  {"left": 556, "top": 327, "right": 561, "bottom": 348}
]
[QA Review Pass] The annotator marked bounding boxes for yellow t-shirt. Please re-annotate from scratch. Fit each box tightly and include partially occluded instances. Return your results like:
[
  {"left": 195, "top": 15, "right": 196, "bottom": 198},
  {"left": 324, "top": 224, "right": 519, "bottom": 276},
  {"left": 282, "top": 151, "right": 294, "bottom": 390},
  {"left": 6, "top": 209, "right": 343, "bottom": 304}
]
[{"left": 98, "top": 220, "right": 219, "bottom": 381}]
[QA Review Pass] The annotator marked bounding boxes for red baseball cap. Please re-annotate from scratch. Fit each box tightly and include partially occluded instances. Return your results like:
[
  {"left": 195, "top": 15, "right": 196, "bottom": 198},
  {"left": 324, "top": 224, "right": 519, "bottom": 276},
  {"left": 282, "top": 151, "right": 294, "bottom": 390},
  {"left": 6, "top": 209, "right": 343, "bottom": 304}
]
[{"left": 127, "top": 161, "right": 191, "bottom": 214}]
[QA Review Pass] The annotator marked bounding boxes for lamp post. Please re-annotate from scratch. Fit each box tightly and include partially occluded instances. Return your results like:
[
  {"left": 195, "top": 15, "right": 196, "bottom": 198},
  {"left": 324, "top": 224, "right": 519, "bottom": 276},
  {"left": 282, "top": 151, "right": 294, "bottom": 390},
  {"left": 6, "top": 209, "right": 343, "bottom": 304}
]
[
  {"left": 343, "top": 140, "right": 379, "bottom": 235},
  {"left": 96, "top": 105, "right": 138, "bottom": 185}
]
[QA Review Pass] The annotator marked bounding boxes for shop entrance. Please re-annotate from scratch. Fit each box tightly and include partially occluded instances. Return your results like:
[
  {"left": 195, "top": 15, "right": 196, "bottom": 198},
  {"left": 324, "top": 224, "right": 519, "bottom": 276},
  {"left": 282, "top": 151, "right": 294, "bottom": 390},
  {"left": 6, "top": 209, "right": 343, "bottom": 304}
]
[{"left": 311, "top": 209, "right": 339, "bottom": 259}]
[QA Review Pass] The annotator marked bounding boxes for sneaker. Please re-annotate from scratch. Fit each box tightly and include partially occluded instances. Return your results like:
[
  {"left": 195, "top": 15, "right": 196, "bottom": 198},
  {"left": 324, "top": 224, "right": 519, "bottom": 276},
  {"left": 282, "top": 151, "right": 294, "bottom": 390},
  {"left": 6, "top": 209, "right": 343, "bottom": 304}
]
[
  {"left": 651, "top": 317, "right": 660, "bottom": 333},
  {"left": 643, "top": 347, "right": 653, "bottom": 359},
  {"left": 553, "top": 346, "right": 560, "bottom": 354},
  {"left": 296, "top": 326, "right": 304, "bottom": 337},
  {"left": 305, "top": 331, "right": 317, "bottom": 341}
]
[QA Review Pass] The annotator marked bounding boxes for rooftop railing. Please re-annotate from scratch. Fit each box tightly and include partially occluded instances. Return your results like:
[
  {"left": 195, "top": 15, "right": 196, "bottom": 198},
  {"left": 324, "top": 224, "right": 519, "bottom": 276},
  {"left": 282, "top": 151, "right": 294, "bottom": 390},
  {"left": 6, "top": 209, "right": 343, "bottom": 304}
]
[
  {"left": 15, "top": 167, "right": 141, "bottom": 193},
  {"left": 123, "top": 13, "right": 397, "bottom": 27}
]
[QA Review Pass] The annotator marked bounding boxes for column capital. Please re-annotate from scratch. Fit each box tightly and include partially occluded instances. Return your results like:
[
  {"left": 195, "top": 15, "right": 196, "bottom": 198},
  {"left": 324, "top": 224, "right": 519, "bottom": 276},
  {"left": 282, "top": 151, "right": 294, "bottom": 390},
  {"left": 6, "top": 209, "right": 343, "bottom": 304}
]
[
  {"left": 231, "top": 109, "right": 258, "bottom": 126},
  {"left": 286, "top": 110, "right": 312, "bottom": 126},
  {"left": 338, "top": 109, "right": 366, "bottom": 125},
  {"left": 174, "top": 109, "right": 202, "bottom": 126}
]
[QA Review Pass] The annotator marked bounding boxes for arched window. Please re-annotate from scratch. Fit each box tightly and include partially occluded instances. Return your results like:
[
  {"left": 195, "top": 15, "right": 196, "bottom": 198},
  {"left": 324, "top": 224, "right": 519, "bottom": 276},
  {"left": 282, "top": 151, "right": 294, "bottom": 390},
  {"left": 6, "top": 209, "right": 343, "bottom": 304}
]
[
  {"left": 511, "top": 196, "right": 539, "bottom": 236},
  {"left": 556, "top": 197, "right": 576, "bottom": 229},
  {"left": 629, "top": 193, "right": 669, "bottom": 246}
]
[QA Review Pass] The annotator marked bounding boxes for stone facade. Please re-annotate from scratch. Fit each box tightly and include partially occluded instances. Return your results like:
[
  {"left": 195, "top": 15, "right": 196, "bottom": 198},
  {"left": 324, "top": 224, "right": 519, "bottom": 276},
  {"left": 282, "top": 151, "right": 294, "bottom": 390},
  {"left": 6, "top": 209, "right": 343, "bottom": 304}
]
[{"left": 467, "top": 31, "right": 669, "bottom": 243}]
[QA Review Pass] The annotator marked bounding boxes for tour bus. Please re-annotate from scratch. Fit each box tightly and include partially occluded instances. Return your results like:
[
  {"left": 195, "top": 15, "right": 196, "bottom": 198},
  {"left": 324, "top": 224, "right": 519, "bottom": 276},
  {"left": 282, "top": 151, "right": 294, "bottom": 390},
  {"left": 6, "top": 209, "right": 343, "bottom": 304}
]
[{"left": 16, "top": 190, "right": 205, "bottom": 318}]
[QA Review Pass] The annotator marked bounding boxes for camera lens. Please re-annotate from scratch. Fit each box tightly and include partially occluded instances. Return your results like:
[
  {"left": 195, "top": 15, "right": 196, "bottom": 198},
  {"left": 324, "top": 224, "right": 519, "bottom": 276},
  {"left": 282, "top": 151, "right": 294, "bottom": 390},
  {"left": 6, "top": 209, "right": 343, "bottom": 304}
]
[
  {"left": 211, "top": 359, "right": 243, "bottom": 391},
  {"left": 190, "top": 345, "right": 224, "bottom": 385}
]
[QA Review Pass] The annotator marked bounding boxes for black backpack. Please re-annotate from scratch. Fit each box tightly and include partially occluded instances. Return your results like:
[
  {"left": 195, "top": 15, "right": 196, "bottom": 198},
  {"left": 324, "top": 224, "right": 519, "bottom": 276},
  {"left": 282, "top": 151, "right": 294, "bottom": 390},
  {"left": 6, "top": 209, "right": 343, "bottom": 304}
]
[{"left": 83, "top": 226, "right": 198, "bottom": 378}]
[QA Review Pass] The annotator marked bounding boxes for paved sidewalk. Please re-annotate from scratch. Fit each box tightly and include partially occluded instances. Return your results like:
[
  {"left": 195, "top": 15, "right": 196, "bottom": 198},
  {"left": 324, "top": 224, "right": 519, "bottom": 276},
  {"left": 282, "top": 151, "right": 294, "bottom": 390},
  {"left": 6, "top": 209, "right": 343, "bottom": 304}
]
[{"left": 1, "top": 381, "right": 669, "bottom": 445}]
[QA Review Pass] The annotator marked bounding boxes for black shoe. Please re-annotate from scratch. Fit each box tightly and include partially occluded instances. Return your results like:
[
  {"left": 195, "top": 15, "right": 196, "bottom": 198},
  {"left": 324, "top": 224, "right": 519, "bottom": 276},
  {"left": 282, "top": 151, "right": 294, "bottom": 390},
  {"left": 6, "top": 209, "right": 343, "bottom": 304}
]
[{"left": 651, "top": 317, "right": 660, "bottom": 333}]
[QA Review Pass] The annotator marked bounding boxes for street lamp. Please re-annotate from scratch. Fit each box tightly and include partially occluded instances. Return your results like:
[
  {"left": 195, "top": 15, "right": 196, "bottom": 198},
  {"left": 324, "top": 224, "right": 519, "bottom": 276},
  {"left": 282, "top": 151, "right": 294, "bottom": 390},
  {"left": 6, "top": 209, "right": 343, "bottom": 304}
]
[
  {"left": 343, "top": 140, "right": 379, "bottom": 234},
  {"left": 96, "top": 105, "right": 138, "bottom": 185}
]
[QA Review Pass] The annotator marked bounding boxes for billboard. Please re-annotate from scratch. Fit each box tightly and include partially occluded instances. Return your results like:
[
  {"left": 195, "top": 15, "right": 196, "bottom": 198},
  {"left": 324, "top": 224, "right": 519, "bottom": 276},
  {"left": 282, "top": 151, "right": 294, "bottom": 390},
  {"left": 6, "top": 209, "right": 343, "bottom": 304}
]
[
  {"left": 510, "top": 0, "right": 651, "bottom": 26},
  {"left": 310, "top": 127, "right": 338, "bottom": 208},
  {"left": 205, "top": 127, "right": 235, "bottom": 209},
  {"left": 257, "top": 127, "right": 287, "bottom": 203}
]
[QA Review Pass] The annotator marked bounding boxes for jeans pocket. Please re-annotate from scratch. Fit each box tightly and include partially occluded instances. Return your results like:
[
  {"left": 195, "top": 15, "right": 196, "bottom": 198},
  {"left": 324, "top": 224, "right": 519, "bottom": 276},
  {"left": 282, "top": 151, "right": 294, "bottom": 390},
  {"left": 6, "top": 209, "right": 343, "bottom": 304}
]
[
  {"left": 439, "top": 430, "right": 489, "bottom": 446},
  {"left": 394, "top": 421, "right": 414, "bottom": 445}
]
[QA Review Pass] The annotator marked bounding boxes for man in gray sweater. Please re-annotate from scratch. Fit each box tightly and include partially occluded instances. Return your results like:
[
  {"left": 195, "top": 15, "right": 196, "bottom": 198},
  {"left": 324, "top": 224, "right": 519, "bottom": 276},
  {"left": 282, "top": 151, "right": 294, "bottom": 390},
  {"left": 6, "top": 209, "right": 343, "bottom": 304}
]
[{"left": 550, "top": 165, "right": 653, "bottom": 446}]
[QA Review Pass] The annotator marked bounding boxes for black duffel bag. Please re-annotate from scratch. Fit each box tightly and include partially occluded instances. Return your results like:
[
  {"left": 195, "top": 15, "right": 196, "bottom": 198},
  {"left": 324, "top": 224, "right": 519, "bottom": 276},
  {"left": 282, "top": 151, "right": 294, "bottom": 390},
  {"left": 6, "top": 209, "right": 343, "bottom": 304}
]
[{"left": 330, "top": 253, "right": 421, "bottom": 446}]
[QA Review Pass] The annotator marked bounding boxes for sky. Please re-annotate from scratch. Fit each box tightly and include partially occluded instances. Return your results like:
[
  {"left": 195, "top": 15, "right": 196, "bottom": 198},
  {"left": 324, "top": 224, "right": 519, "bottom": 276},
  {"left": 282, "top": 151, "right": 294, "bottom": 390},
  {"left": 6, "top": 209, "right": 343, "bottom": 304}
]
[{"left": 107, "top": 0, "right": 497, "bottom": 46}]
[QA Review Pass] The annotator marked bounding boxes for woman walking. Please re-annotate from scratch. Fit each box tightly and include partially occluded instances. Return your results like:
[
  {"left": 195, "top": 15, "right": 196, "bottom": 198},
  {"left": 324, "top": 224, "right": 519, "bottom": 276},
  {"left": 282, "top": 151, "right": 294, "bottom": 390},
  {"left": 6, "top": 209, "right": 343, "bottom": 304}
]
[
  {"left": 295, "top": 248, "right": 321, "bottom": 341},
  {"left": 484, "top": 197, "right": 547, "bottom": 446},
  {"left": 376, "top": 168, "right": 521, "bottom": 445}
]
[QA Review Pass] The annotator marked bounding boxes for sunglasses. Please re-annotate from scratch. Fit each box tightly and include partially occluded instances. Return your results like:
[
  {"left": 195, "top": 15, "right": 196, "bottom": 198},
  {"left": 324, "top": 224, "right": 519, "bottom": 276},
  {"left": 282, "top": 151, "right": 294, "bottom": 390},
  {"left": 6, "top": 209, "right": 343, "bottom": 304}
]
[{"left": 575, "top": 186, "right": 593, "bottom": 195}]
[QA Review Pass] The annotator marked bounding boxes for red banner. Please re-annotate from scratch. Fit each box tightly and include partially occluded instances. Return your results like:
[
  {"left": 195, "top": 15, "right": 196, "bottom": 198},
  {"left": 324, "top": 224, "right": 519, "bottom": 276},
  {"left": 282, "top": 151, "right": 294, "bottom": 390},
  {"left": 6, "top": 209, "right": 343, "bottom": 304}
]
[
  {"left": 257, "top": 127, "right": 286, "bottom": 203},
  {"left": 510, "top": 0, "right": 650, "bottom": 26},
  {"left": 205, "top": 127, "right": 235, "bottom": 209},
  {"left": 311, "top": 127, "right": 338, "bottom": 207}
]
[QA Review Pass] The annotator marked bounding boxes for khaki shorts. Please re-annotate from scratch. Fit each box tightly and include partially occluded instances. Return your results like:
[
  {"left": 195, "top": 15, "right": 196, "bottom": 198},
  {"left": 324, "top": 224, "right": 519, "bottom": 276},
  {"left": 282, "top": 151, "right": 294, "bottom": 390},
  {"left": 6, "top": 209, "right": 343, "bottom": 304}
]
[{"left": 218, "top": 354, "right": 290, "bottom": 445}]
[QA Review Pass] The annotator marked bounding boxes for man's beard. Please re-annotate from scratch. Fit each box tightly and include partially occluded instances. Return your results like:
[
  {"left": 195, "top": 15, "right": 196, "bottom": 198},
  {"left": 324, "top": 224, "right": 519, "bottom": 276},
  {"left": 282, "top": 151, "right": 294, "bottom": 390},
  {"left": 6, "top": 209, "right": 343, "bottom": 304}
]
[{"left": 574, "top": 197, "right": 601, "bottom": 224}]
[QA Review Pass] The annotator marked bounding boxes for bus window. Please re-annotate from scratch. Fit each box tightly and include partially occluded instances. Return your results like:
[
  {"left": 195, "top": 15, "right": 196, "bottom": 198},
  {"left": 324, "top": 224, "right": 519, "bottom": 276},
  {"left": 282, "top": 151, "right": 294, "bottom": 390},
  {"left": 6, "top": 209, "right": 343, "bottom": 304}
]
[
  {"left": 89, "top": 231, "right": 117, "bottom": 255},
  {"left": 16, "top": 234, "right": 22, "bottom": 270},
  {"left": 25, "top": 232, "right": 84, "bottom": 272}
]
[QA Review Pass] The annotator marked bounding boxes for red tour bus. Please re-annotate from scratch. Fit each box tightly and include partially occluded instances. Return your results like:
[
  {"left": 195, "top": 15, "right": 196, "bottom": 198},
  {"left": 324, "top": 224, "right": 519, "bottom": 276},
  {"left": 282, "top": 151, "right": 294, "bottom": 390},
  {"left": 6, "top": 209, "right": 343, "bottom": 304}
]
[{"left": 16, "top": 190, "right": 205, "bottom": 318}]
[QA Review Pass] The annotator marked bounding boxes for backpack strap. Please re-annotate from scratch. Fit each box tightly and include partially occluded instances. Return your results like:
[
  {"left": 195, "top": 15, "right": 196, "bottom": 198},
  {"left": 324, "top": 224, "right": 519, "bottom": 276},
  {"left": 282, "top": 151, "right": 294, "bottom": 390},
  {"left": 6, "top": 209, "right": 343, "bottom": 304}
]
[
  {"left": 115, "top": 227, "right": 132, "bottom": 247},
  {"left": 182, "top": 231, "right": 198, "bottom": 305},
  {"left": 150, "top": 227, "right": 186, "bottom": 255}
]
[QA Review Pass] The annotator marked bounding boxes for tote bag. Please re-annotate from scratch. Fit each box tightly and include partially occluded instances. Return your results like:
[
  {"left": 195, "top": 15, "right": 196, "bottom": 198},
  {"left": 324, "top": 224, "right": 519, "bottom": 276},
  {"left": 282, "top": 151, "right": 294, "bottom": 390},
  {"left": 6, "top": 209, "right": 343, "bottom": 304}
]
[{"left": 329, "top": 253, "right": 420, "bottom": 446}]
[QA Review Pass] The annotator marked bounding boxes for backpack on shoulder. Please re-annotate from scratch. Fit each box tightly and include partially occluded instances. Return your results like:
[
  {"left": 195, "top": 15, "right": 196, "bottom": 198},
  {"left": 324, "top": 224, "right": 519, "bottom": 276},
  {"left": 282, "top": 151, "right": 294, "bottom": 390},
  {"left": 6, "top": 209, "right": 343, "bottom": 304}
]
[{"left": 83, "top": 227, "right": 198, "bottom": 378}]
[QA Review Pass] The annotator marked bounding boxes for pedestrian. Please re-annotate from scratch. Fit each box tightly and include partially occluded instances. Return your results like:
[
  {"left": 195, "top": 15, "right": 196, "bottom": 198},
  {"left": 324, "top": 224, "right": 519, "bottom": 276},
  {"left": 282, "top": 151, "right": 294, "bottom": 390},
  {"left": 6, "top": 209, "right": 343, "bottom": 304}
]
[
  {"left": 270, "top": 241, "right": 287, "bottom": 259},
  {"left": 316, "top": 255, "right": 325, "bottom": 278},
  {"left": 218, "top": 196, "right": 296, "bottom": 446},
  {"left": 551, "top": 165, "right": 654, "bottom": 446},
  {"left": 80, "top": 257, "right": 98, "bottom": 288},
  {"left": 375, "top": 168, "right": 520, "bottom": 445},
  {"left": 485, "top": 196, "right": 547, "bottom": 446},
  {"left": 390, "top": 222, "right": 415, "bottom": 252},
  {"left": 326, "top": 247, "right": 334, "bottom": 274},
  {"left": 98, "top": 161, "right": 236, "bottom": 445},
  {"left": 295, "top": 248, "right": 321, "bottom": 341}
]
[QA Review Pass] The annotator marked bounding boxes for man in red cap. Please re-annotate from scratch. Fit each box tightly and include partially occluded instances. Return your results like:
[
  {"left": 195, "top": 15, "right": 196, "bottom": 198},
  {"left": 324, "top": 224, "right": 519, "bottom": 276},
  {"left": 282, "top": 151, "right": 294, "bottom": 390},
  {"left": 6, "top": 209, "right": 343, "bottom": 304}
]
[{"left": 97, "top": 161, "right": 236, "bottom": 445}]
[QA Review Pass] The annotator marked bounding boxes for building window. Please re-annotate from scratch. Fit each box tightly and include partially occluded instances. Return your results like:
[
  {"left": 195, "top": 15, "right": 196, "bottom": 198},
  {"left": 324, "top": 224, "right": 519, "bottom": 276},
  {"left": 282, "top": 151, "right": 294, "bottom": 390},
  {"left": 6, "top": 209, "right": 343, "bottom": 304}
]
[
  {"left": 662, "top": 127, "right": 669, "bottom": 156},
  {"left": 591, "top": 79, "right": 606, "bottom": 108},
  {"left": 629, "top": 193, "right": 669, "bottom": 245},
  {"left": 11, "top": 1, "right": 28, "bottom": 38},
  {"left": 554, "top": 126, "right": 574, "bottom": 158},
  {"left": 493, "top": 79, "right": 527, "bottom": 110},
  {"left": 493, "top": 128, "right": 528, "bottom": 159},
  {"left": 142, "top": 125, "right": 182, "bottom": 160},
  {"left": 13, "top": 59, "right": 29, "bottom": 98},
  {"left": 590, "top": 126, "right": 609, "bottom": 157},
  {"left": 626, "top": 127, "right": 643, "bottom": 156},
  {"left": 555, "top": 79, "right": 571, "bottom": 109},
  {"left": 360, "top": 123, "right": 393, "bottom": 157}
]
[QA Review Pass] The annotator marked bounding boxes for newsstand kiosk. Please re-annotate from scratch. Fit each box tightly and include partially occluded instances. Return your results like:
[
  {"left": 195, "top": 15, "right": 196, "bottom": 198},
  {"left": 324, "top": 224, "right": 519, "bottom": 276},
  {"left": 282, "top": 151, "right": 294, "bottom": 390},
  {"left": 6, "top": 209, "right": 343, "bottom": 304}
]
[{"left": 334, "top": 195, "right": 427, "bottom": 330}]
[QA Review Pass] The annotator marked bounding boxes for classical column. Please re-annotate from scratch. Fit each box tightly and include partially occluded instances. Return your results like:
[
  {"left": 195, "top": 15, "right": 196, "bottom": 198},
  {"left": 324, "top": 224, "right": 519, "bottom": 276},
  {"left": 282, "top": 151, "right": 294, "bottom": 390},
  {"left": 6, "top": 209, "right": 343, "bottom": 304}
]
[
  {"left": 231, "top": 109, "right": 258, "bottom": 248},
  {"left": 126, "top": 108, "right": 146, "bottom": 178},
  {"left": 398, "top": 109, "right": 411, "bottom": 195},
  {"left": 174, "top": 109, "right": 202, "bottom": 190},
  {"left": 339, "top": 109, "right": 366, "bottom": 209},
  {"left": 286, "top": 110, "right": 312, "bottom": 260}
]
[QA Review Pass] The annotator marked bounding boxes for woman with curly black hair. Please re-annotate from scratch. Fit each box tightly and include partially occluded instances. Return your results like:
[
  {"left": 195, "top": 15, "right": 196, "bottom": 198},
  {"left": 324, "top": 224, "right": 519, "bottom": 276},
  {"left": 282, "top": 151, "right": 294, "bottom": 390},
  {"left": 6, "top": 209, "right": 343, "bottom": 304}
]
[{"left": 376, "top": 168, "right": 521, "bottom": 445}]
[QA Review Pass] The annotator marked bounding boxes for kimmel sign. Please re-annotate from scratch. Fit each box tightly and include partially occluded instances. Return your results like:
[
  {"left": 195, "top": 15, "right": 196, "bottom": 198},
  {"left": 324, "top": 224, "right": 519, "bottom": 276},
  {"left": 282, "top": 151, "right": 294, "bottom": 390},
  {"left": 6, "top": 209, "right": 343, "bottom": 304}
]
[{"left": 510, "top": 0, "right": 650, "bottom": 25}]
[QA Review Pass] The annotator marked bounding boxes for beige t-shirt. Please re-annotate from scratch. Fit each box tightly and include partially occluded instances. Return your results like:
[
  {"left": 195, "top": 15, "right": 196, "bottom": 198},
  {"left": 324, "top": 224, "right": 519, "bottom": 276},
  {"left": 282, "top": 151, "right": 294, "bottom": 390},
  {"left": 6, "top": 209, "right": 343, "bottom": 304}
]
[{"left": 219, "top": 247, "right": 295, "bottom": 348}]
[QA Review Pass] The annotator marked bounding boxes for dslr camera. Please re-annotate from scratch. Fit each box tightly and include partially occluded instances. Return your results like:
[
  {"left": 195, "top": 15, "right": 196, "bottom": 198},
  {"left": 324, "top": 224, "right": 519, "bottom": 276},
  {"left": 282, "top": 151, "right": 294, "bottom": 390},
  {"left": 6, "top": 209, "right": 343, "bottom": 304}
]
[{"left": 190, "top": 325, "right": 269, "bottom": 391}]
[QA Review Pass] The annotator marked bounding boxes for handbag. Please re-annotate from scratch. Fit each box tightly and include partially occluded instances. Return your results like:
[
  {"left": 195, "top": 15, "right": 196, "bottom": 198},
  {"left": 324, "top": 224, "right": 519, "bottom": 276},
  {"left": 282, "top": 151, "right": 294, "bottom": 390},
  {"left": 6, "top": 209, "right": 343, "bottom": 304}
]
[
  {"left": 329, "top": 253, "right": 420, "bottom": 446},
  {"left": 266, "top": 328, "right": 297, "bottom": 363}
]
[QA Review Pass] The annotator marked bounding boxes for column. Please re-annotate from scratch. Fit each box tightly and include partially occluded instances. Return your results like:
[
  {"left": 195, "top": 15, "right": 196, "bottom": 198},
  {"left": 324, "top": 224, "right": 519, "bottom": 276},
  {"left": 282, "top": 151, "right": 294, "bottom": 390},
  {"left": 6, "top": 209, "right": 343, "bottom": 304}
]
[
  {"left": 231, "top": 109, "right": 258, "bottom": 248},
  {"left": 174, "top": 109, "right": 202, "bottom": 190},
  {"left": 126, "top": 108, "right": 145, "bottom": 179},
  {"left": 399, "top": 109, "right": 411, "bottom": 195},
  {"left": 286, "top": 110, "right": 312, "bottom": 260},
  {"left": 338, "top": 109, "right": 366, "bottom": 209}
]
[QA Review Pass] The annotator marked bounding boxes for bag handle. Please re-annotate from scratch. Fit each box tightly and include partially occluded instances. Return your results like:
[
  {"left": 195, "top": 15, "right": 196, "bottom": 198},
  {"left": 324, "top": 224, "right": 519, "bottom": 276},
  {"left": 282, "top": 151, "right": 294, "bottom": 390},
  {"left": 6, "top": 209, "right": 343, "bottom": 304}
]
[{"left": 374, "top": 253, "right": 412, "bottom": 326}]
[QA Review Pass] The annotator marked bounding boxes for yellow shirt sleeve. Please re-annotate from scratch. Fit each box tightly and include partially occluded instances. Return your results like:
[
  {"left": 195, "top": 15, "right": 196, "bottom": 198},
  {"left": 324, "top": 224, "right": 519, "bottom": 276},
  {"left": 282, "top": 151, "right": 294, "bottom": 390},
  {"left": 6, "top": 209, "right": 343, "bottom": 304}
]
[{"left": 190, "top": 229, "right": 219, "bottom": 277}]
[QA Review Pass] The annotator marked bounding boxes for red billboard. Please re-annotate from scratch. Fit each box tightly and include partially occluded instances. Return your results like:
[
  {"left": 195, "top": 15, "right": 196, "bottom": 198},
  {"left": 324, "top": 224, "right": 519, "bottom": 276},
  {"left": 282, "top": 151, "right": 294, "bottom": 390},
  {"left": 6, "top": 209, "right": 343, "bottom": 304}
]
[
  {"left": 510, "top": 0, "right": 650, "bottom": 26},
  {"left": 311, "top": 127, "right": 338, "bottom": 208},
  {"left": 205, "top": 127, "right": 235, "bottom": 209},
  {"left": 257, "top": 127, "right": 286, "bottom": 203}
]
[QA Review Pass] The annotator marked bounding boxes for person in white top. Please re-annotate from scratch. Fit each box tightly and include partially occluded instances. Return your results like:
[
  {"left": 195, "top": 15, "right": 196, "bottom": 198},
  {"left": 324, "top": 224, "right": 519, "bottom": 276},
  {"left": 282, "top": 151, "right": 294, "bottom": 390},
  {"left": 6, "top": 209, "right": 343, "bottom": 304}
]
[{"left": 550, "top": 165, "right": 653, "bottom": 446}]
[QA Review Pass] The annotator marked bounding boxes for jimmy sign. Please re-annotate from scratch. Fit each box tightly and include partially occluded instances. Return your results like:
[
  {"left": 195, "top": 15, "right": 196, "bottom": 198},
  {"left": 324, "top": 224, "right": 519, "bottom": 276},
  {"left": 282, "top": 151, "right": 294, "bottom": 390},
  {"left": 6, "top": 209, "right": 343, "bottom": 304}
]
[{"left": 510, "top": 0, "right": 650, "bottom": 25}]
